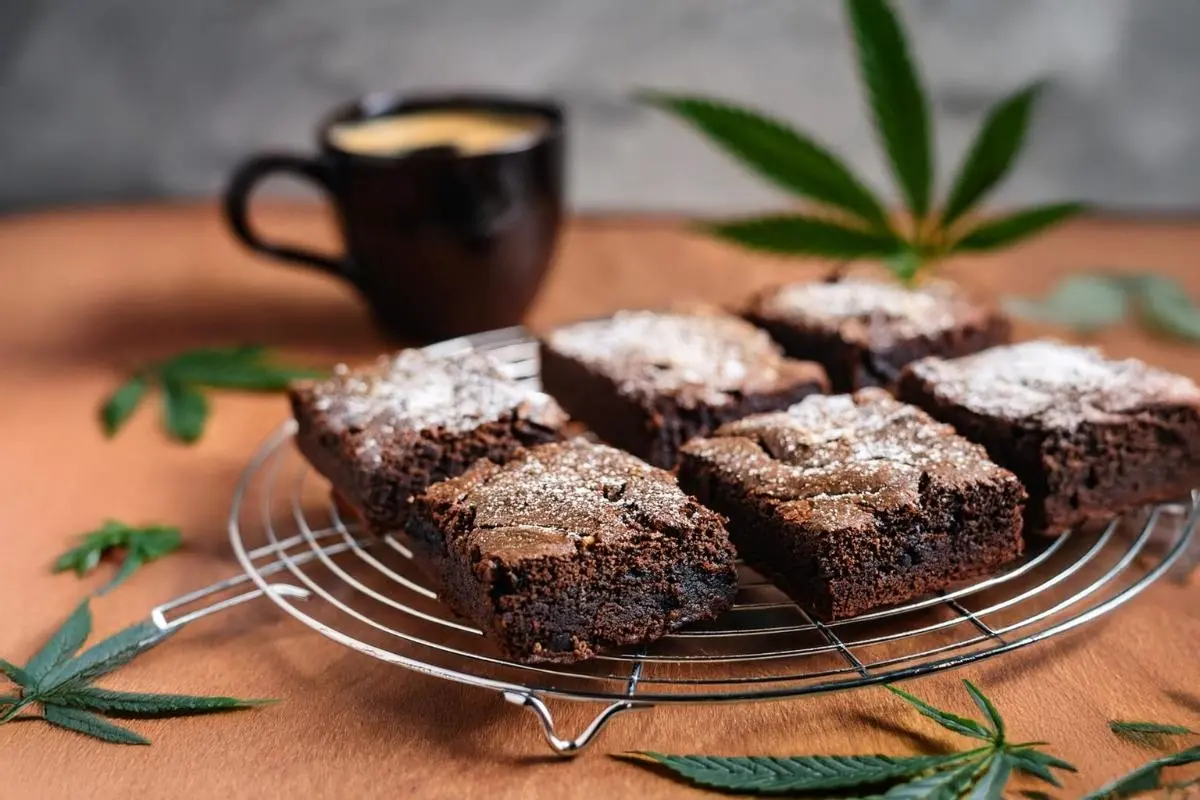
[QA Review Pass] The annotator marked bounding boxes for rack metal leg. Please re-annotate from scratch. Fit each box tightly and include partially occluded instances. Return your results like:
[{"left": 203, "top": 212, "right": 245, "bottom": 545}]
[{"left": 503, "top": 692, "right": 648, "bottom": 756}]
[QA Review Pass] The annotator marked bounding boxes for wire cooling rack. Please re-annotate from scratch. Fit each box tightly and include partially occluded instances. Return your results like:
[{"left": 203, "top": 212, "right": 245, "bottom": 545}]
[{"left": 147, "top": 326, "right": 1199, "bottom": 755}]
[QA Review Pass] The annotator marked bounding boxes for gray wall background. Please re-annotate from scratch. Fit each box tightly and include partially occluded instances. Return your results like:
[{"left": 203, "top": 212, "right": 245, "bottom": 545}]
[{"left": 2, "top": 0, "right": 1199, "bottom": 215}]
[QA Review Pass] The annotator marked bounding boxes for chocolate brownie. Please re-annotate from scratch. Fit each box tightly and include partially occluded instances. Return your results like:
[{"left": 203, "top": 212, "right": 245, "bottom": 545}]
[
  {"left": 405, "top": 438, "right": 739, "bottom": 664},
  {"left": 290, "top": 349, "right": 569, "bottom": 530},
  {"left": 898, "top": 340, "right": 1200, "bottom": 535},
  {"left": 539, "top": 308, "right": 829, "bottom": 468},
  {"left": 678, "top": 390, "right": 1025, "bottom": 620},
  {"left": 744, "top": 278, "right": 1010, "bottom": 392}
]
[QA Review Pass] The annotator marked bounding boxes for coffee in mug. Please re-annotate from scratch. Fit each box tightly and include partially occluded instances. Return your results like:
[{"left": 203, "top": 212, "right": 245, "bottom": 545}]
[
  {"left": 328, "top": 110, "right": 549, "bottom": 157},
  {"left": 223, "top": 93, "right": 564, "bottom": 342}
]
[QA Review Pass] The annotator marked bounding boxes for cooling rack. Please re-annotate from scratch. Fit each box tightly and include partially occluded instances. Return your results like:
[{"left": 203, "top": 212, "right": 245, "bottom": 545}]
[{"left": 146, "top": 326, "right": 1199, "bottom": 755}]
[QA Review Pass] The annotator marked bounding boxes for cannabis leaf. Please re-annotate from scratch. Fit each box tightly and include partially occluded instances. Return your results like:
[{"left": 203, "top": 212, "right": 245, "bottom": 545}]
[
  {"left": 1109, "top": 721, "right": 1197, "bottom": 750},
  {"left": 1080, "top": 719, "right": 1200, "bottom": 798},
  {"left": 885, "top": 683, "right": 994, "bottom": 741},
  {"left": 1007, "top": 271, "right": 1200, "bottom": 343},
  {"left": 1083, "top": 746, "right": 1200, "bottom": 800},
  {"left": 0, "top": 600, "right": 270, "bottom": 745},
  {"left": 53, "top": 520, "right": 182, "bottom": 595},
  {"left": 640, "top": 0, "right": 1084, "bottom": 284},
  {"left": 100, "top": 345, "right": 324, "bottom": 444},
  {"left": 940, "top": 83, "right": 1042, "bottom": 231},
  {"left": 951, "top": 203, "right": 1085, "bottom": 252},
  {"left": 636, "top": 92, "right": 892, "bottom": 232},
  {"left": 704, "top": 215, "right": 903, "bottom": 259},
  {"left": 846, "top": 0, "right": 933, "bottom": 221},
  {"left": 617, "top": 752, "right": 973, "bottom": 794},
  {"left": 1130, "top": 274, "right": 1200, "bottom": 341},
  {"left": 1004, "top": 274, "right": 1129, "bottom": 333},
  {"left": 618, "top": 680, "right": 1073, "bottom": 797}
]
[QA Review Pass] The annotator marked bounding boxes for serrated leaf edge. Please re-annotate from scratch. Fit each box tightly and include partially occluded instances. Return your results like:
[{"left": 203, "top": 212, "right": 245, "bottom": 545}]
[
  {"left": 885, "top": 684, "right": 994, "bottom": 741},
  {"left": 42, "top": 704, "right": 150, "bottom": 746}
]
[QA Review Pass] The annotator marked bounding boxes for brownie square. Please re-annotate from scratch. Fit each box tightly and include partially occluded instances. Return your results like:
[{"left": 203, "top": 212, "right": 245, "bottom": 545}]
[
  {"left": 539, "top": 308, "right": 829, "bottom": 468},
  {"left": 405, "top": 438, "right": 739, "bottom": 664},
  {"left": 290, "top": 349, "right": 569, "bottom": 530},
  {"left": 744, "top": 278, "right": 1010, "bottom": 392},
  {"left": 678, "top": 389, "right": 1025, "bottom": 620},
  {"left": 898, "top": 340, "right": 1200, "bottom": 535}
]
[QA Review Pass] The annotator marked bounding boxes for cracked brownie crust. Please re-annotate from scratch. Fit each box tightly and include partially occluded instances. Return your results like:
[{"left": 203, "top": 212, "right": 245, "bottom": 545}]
[
  {"left": 290, "top": 349, "right": 569, "bottom": 530},
  {"left": 406, "top": 438, "right": 738, "bottom": 663},
  {"left": 898, "top": 340, "right": 1200, "bottom": 535},
  {"left": 678, "top": 389, "right": 1025, "bottom": 620},
  {"left": 540, "top": 307, "right": 829, "bottom": 468},
  {"left": 744, "top": 278, "right": 1010, "bottom": 392}
]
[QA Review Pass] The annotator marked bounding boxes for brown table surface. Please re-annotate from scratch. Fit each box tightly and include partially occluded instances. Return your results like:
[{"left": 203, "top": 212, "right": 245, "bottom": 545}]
[{"left": 1, "top": 203, "right": 1198, "bottom": 799}]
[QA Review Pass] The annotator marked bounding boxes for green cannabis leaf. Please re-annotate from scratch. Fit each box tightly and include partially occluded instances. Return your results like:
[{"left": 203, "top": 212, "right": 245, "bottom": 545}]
[
  {"left": 1081, "top": 719, "right": 1200, "bottom": 798},
  {"left": 618, "top": 679, "right": 1074, "bottom": 796},
  {"left": 885, "top": 682, "right": 994, "bottom": 741},
  {"left": 1006, "top": 271, "right": 1200, "bottom": 343},
  {"left": 52, "top": 520, "right": 182, "bottom": 595},
  {"left": 0, "top": 600, "right": 270, "bottom": 745},
  {"left": 846, "top": 0, "right": 933, "bottom": 221},
  {"left": 640, "top": 0, "right": 1084, "bottom": 284},
  {"left": 951, "top": 203, "right": 1085, "bottom": 252},
  {"left": 703, "top": 215, "right": 903, "bottom": 259},
  {"left": 636, "top": 92, "right": 892, "bottom": 232},
  {"left": 1083, "top": 746, "right": 1200, "bottom": 800},
  {"left": 617, "top": 752, "right": 971, "bottom": 795},
  {"left": 1108, "top": 721, "right": 1197, "bottom": 749},
  {"left": 1004, "top": 275, "right": 1129, "bottom": 333},
  {"left": 100, "top": 345, "right": 324, "bottom": 444},
  {"left": 940, "top": 83, "right": 1042, "bottom": 231},
  {"left": 1131, "top": 274, "right": 1200, "bottom": 341}
]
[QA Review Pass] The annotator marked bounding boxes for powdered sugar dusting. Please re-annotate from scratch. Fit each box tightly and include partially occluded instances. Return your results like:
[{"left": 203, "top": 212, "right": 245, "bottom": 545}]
[
  {"left": 444, "top": 438, "right": 715, "bottom": 560},
  {"left": 303, "top": 349, "right": 566, "bottom": 445},
  {"left": 909, "top": 340, "right": 1200, "bottom": 429},
  {"left": 546, "top": 310, "right": 787, "bottom": 403},
  {"left": 683, "top": 389, "right": 1009, "bottom": 532},
  {"left": 718, "top": 389, "right": 993, "bottom": 477},
  {"left": 756, "top": 279, "right": 966, "bottom": 342}
]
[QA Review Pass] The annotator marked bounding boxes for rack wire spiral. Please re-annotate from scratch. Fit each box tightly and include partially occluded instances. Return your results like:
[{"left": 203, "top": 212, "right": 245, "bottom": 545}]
[{"left": 148, "top": 326, "right": 1199, "bottom": 755}]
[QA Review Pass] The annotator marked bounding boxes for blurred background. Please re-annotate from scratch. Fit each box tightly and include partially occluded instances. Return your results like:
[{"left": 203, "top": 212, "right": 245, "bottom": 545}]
[{"left": 3, "top": 0, "right": 1199, "bottom": 215}]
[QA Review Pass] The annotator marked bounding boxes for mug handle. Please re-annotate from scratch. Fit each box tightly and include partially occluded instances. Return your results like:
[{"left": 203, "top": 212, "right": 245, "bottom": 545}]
[{"left": 222, "top": 153, "right": 355, "bottom": 283}]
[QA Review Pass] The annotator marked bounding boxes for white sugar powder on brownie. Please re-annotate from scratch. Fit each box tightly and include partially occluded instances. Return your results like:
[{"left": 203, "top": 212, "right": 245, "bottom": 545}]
[
  {"left": 306, "top": 349, "right": 562, "bottom": 438},
  {"left": 545, "top": 309, "right": 788, "bottom": 401},
  {"left": 757, "top": 279, "right": 962, "bottom": 338},
  {"left": 907, "top": 340, "right": 1200, "bottom": 429}
]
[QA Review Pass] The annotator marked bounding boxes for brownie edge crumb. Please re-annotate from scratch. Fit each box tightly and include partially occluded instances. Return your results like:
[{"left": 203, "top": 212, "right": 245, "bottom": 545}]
[{"left": 406, "top": 438, "right": 739, "bottom": 664}]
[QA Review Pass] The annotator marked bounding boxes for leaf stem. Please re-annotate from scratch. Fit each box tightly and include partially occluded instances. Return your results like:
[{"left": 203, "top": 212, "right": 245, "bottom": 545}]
[
  {"left": 0, "top": 698, "right": 33, "bottom": 724},
  {"left": 956, "top": 745, "right": 996, "bottom": 761}
]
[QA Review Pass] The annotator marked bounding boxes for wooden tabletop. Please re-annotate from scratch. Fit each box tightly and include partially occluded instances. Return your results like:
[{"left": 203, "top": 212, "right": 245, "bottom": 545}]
[{"left": 0, "top": 203, "right": 1197, "bottom": 799}]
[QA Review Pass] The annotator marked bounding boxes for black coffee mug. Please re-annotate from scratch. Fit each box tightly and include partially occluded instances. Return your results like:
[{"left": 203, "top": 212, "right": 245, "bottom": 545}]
[{"left": 223, "top": 92, "right": 564, "bottom": 341}]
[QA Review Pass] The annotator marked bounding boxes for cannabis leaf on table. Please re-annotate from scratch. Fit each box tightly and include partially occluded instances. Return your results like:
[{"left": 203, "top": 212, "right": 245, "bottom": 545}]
[
  {"left": 618, "top": 679, "right": 1075, "bottom": 797},
  {"left": 639, "top": 0, "right": 1084, "bottom": 285},
  {"left": 101, "top": 345, "right": 325, "bottom": 444},
  {"left": 0, "top": 600, "right": 269, "bottom": 745},
  {"left": 1082, "top": 720, "right": 1200, "bottom": 799},
  {"left": 53, "top": 520, "right": 182, "bottom": 595},
  {"left": 1007, "top": 272, "right": 1200, "bottom": 343}
]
